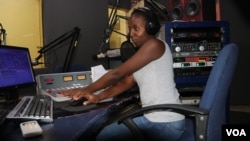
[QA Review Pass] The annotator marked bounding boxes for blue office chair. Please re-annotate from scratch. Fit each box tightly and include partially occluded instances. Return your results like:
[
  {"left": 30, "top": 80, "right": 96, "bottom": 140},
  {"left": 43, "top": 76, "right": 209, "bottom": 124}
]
[{"left": 117, "top": 43, "right": 239, "bottom": 141}]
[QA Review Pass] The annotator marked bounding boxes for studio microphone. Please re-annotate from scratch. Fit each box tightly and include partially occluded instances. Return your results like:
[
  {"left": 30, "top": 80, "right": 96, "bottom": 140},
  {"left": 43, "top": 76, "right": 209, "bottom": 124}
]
[
  {"left": 120, "top": 34, "right": 136, "bottom": 61},
  {"left": 0, "top": 23, "right": 3, "bottom": 30},
  {"left": 106, "top": 49, "right": 121, "bottom": 57},
  {"left": 92, "top": 49, "right": 121, "bottom": 60},
  {"left": 93, "top": 34, "right": 135, "bottom": 61},
  {"left": 0, "top": 23, "right": 6, "bottom": 34},
  {"left": 92, "top": 40, "right": 108, "bottom": 60},
  {"left": 92, "top": 52, "right": 106, "bottom": 60},
  {"left": 0, "top": 23, "right": 6, "bottom": 45},
  {"left": 31, "top": 59, "right": 43, "bottom": 66}
]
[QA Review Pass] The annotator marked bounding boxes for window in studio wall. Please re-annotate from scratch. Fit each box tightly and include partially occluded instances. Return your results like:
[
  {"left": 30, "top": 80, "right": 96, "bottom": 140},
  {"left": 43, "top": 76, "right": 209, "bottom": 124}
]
[
  {"left": 108, "top": 8, "right": 128, "bottom": 49},
  {"left": 108, "top": 0, "right": 144, "bottom": 49},
  {"left": 0, "top": 0, "right": 43, "bottom": 64}
]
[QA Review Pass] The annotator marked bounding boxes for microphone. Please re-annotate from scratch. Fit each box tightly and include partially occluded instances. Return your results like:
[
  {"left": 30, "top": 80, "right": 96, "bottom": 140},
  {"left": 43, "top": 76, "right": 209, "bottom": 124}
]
[
  {"left": 31, "top": 59, "right": 43, "bottom": 66},
  {"left": 0, "top": 23, "right": 3, "bottom": 30},
  {"left": 0, "top": 23, "right": 6, "bottom": 45},
  {"left": 106, "top": 49, "right": 121, "bottom": 57},
  {"left": 92, "top": 53, "right": 106, "bottom": 60},
  {"left": 0, "top": 23, "right": 6, "bottom": 34},
  {"left": 92, "top": 49, "right": 121, "bottom": 60},
  {"left": 120, "top": 34, "right": 136, "bottom": 61}
]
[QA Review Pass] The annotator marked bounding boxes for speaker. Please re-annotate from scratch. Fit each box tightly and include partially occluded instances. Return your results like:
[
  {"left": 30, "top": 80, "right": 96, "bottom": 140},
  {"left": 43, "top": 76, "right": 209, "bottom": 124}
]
[
  {"left": 132, "top": 7, "right": 161, "bottom": 35},
  {"left": 168, "top": 0, "right": 203, "bottom": 21}
]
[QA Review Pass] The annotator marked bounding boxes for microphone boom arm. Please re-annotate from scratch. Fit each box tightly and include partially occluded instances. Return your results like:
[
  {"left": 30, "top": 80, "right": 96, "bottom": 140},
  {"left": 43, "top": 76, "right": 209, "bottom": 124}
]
[
  {"left": 99, "top": 0, "right": 120, "bottom": 53},
  {"left": 34, "top": 27, "right": 81, "bottom": 72}
]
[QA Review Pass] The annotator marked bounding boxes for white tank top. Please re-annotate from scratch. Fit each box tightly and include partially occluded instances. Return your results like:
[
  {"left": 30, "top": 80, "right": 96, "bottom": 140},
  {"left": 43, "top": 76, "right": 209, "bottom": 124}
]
[{"left": 133, "top": 40, "right": 184, "bottom": 122}]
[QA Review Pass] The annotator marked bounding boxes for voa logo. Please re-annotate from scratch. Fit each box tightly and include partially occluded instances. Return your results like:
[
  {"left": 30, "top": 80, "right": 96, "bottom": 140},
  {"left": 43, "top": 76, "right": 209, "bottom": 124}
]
[{"left": 226, "top": 129, "right": 246, "bottom": 136}]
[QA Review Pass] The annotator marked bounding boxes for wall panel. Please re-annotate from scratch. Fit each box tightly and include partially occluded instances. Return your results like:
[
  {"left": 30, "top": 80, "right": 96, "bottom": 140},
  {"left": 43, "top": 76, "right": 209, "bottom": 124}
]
[{"left": 42, "top": 0, "right": 109, "bottom": 72}]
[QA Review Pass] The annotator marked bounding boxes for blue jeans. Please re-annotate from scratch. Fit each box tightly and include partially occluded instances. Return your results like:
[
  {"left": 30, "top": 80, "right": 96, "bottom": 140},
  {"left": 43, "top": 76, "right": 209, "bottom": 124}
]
[{"left": 96, "top": 115, "right": 185, "bottom": 141}]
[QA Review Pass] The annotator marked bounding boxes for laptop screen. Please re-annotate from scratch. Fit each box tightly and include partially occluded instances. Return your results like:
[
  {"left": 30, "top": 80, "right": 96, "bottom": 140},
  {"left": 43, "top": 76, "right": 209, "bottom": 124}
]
[{"left": 0, "top": 45, "right": 36, "bottom": 91}]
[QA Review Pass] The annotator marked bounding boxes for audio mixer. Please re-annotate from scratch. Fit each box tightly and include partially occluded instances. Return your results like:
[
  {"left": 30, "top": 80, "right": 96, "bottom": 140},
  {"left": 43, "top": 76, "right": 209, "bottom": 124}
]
[{"left": 36, "top": 71, "right": 93, "bottom": 102}]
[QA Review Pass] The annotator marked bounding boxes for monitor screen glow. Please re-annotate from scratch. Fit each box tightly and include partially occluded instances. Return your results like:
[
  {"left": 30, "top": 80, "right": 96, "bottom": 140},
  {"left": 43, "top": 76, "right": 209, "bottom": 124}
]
[{"left": 0, "top": 45, "right": 36, "bottom": 100}]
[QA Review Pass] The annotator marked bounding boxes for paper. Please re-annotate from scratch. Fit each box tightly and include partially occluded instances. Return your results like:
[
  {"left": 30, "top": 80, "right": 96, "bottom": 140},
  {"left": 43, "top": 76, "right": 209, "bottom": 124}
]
[
  {"left": 91, "top": 65, "right": 113, "bottom": 102},
  {"left": 91, "top": 65, "right": 108, "bottom": 82}
]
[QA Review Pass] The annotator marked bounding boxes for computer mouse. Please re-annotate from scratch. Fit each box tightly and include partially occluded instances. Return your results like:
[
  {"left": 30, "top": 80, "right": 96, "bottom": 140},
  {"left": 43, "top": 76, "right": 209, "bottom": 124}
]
[{"left": 69, "top": 97, "right": 87, "bottom": 106}]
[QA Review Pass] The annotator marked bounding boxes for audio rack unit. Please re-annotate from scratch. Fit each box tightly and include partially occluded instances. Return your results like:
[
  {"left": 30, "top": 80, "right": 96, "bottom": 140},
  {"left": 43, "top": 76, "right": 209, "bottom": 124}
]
[{"left": 165, "top": 21, "right": 230, "bottom": 88}]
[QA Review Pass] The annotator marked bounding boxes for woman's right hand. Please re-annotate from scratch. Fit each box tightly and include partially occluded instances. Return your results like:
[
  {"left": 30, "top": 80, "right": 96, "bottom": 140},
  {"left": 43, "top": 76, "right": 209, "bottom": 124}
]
[{"left": 61, "top": 88, "right": 100, "bottom": 105}]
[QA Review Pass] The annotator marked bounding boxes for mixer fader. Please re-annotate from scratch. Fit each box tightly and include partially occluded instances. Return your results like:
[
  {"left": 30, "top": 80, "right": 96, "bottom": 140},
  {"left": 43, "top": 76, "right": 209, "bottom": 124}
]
[{"left": 36, "top": 71, "right": 92, "bottom": 102}]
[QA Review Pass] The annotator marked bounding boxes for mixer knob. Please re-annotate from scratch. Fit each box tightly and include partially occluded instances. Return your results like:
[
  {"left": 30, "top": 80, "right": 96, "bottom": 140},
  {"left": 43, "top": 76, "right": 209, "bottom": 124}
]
[
  {"left": 199, "top": 45, "right": 205, "bottom": 51},
  {"left": 175, "top": 46, "right": 181, "bottom": 52}
]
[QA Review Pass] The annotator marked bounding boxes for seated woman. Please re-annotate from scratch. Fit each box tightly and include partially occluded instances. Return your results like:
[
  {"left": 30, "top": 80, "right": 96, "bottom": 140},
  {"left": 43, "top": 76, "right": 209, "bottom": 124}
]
[{"left": 62, "top": 7, "right": 185, "bottom": 141}]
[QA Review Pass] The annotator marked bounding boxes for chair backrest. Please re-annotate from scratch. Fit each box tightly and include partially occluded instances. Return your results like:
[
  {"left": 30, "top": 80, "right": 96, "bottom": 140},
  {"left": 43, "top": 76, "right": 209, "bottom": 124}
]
[{"left": 199, "top": 43, "right": 238, "bottom": 141}]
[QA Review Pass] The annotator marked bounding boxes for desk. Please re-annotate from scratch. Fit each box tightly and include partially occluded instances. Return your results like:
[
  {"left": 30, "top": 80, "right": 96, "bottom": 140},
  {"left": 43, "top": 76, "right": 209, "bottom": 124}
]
[
  {"left": 0, "top": 101, "right": 114, "bottom": 141},
  {"left": 0, "top": 85, "right": 139, "bottom": 141}
]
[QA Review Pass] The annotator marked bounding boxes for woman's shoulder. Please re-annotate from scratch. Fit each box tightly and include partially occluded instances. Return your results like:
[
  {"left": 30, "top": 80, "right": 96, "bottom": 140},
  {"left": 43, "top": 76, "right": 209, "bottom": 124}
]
[
  {"left": 137, "top": 38, "right": 165, "bottom": 61},
  {"left": 144, "top": 38, "right": 165, "bottom": 51},
  {"left": 143, "top": 37, "right": 164, "bottom": 46}
]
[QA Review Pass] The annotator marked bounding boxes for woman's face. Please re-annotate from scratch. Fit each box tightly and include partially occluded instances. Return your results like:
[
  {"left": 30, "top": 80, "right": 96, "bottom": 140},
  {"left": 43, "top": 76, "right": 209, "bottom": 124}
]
[{"left": 128, "top": 14, "right": 149, "bottom": 47}]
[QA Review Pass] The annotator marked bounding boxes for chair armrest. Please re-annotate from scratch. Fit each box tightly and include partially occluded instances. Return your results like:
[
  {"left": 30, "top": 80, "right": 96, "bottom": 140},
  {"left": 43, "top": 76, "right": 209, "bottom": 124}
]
[{"left": 117, "top": 104, "right": 209, "bottom": 141}]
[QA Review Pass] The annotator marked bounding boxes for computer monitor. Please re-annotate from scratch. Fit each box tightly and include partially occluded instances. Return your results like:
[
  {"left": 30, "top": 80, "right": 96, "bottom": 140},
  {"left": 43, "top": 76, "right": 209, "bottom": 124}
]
[{"left": 0, "top": 45, "right": 36, "bottom": 101}]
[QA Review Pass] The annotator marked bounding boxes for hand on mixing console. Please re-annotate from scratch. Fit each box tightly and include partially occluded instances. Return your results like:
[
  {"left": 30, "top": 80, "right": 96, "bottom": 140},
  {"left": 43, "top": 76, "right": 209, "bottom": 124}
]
[{"left": 61, "top": 88, "right": 100, "bottom": 105}]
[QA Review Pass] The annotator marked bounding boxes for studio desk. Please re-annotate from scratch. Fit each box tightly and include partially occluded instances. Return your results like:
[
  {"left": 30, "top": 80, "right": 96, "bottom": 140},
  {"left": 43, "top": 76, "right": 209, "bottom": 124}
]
[{"left": 0, "top": 71, "right": 140, "bottom": 141}]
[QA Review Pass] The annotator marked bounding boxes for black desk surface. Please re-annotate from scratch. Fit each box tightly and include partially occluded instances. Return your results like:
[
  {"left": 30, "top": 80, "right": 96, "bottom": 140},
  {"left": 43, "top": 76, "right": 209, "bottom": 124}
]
[
  {"left": 0, "top": 100, "right": 115, "bottom": 141},
  {"left": 0, "top": 86, "right": 139, "bottom": 141}
]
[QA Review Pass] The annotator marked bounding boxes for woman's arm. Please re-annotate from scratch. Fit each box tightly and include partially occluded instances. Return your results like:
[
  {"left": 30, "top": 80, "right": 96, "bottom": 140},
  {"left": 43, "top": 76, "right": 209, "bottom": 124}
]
[
  {"left": 83, "top": 38, "right": 164, "bottom": 94},
  {"left": 96, "top": 75, "right": 136, "bottom": 101},
  {"left": 82, "top": 75, "right": 136, "bottom": 105}
]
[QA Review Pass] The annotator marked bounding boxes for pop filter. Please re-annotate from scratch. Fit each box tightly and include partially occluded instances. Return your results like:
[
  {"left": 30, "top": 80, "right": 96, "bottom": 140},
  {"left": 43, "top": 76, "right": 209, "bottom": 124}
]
[{"left": 120, "top": 39, "right": 136, "bottom": 62}]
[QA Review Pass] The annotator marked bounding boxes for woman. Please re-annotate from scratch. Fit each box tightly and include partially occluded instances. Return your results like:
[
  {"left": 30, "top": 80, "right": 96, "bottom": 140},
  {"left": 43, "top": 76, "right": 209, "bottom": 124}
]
[{"left": 62, "top": 7, "right": 185, "bottom": 141}]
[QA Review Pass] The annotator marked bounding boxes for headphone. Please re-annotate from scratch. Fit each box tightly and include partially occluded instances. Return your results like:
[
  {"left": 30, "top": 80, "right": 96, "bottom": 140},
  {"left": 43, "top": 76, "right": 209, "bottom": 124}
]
[{"left": 132, "top": 7, "right": 161, "bottom": 35}]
